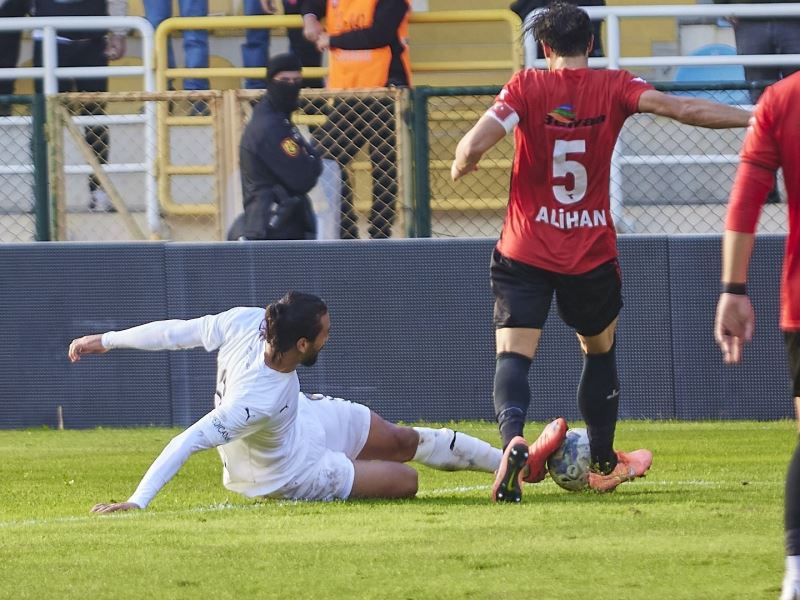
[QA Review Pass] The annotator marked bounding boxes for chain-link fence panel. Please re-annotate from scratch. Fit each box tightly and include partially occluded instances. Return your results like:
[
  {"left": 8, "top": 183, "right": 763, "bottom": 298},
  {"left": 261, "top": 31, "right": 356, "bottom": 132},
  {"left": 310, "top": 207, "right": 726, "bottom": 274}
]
[
  {"left": 234, "top": 88, "right": 410, "bottom": 240},
  {"left": 0, "top": 95, "right": 48, "bottom": 242},
  {"left": 48, "top": 89, "right": 411, "bottom": 241},
  {"left": 49, "top": 91, "right": 224, "bottom": 242},
  {"left": 416, "top": 82, "right": 788, "bottom": 238},
  {"left": 417, "top": 87, "right": 512, "bottom": 238}
]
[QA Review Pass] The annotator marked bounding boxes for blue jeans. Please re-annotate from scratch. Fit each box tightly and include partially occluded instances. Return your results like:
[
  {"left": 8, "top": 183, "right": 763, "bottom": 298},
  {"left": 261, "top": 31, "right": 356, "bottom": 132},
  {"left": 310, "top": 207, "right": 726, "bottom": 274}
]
[
  {"left": 242, "top": 0, "right": 270, "bottom": 89},
  {"left": 144, "top": 0, "right": 209, "bottom": 90}
]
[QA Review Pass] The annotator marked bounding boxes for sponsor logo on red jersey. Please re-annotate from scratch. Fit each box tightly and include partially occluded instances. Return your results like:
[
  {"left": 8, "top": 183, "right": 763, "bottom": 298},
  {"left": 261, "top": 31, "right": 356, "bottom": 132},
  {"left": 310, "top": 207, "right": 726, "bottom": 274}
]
[{"left": 544, "top": 104, "right": 606, "bottom": 128}]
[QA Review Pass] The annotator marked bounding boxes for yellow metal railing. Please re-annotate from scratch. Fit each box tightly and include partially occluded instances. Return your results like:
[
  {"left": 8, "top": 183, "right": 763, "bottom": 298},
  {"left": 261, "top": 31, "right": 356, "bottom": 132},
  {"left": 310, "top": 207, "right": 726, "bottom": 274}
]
[
  {"left": 154, "top": 12, "right": 522, "bottom": 90},
  {"left": 153, "top": 10, "right": 522, "bottom": 217}
]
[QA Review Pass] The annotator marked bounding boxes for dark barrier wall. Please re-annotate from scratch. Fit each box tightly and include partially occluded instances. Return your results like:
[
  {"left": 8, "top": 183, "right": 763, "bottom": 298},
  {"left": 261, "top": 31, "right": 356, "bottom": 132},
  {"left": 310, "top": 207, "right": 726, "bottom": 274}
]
[{"left": 0, "top": 236, "right": 790, "bottom": 429}]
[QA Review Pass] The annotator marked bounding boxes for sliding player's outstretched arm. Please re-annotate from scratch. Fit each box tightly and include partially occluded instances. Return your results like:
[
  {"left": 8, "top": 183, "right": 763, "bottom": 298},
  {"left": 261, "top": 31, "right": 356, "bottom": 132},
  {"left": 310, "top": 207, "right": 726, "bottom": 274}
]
[
  {"left": 68, "top": 308, "right": 250, "bottom": 362},
  {"left": 638, "top": 89, "right": 751, "bottom": 129},
  {"left": 91, "top": 419, "right": 217, "bottom": 514},
  {"left": 68, "top": 318, "right": 208, "bottom": 361},
  {"left": 92, "top": 396, "right": 266, "bottom": 514}
]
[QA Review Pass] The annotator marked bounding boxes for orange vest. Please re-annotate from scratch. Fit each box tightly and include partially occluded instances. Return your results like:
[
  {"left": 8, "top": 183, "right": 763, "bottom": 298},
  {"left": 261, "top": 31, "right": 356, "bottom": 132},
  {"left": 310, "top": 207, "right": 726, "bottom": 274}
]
[{"left": 325, "top": 0, "right": 411, "bottom": 89}]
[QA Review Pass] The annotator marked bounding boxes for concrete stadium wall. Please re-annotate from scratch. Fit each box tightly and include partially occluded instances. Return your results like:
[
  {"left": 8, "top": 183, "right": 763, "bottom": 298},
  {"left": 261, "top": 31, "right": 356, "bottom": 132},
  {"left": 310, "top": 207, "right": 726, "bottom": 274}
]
[{"left": 0, "top": 236, "right": 791, "bottom": 430}]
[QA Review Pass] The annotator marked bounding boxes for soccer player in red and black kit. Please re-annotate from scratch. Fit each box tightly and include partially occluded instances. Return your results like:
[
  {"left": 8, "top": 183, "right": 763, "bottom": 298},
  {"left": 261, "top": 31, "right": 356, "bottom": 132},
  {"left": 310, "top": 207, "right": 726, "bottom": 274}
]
[
  {"left": 451, "top": 2, "right": 751, "bottom": 503},
  {"left": 713, "top": 72, "right": 800, "bottom": 600}
]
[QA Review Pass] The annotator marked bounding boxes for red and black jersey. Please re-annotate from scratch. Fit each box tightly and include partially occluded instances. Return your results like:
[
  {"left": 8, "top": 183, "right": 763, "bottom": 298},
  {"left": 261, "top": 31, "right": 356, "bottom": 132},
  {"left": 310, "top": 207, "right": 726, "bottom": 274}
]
[
  {"left": 490, "top": 68, "right": 653, "bottom": 274},
  {"left": 726, "top": 72, "right": 800, "bottom": 330}
]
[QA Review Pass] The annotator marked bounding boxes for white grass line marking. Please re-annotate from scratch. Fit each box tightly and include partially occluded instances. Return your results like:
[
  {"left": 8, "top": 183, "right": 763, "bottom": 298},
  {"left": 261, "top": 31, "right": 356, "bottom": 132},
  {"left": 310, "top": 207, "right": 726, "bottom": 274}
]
[
  {"left": 417, "top": 485, "right": 490, "bottom": 497},
  {"left": 0, "top": 479, "right": 781, "bottom": 528}
]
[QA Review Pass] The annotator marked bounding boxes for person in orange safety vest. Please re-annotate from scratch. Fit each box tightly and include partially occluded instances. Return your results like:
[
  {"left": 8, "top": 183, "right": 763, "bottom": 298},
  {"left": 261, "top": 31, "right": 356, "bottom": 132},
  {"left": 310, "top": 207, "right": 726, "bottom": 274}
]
[{"left": 302, "top": 0, "right": 410, "bottom": 239}]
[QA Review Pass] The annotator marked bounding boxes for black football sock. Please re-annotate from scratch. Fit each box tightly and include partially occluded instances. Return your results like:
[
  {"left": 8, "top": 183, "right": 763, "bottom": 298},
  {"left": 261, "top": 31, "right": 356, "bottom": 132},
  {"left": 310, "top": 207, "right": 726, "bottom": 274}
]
[
  {"left": 786, "top": 441, "right": 800, "bottom": 556},
  {"left": 578, "top": 343, "right": 619, "bottom": 475},
  {"left": 493, "top": 352, "right": 532, "bottom": 449}
]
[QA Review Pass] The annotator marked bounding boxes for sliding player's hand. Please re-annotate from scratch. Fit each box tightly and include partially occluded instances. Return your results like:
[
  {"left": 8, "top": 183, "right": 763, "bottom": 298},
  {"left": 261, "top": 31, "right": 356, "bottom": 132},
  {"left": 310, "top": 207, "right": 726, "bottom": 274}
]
[
  {"left": 68, "top": 334, "right": 108, "bottom": 362},
  {"left": 714, "top": 293, "right": 754, "bottom": 364},
  {"left": 91, "top": 502, "right": 141, "bottom": 514}
]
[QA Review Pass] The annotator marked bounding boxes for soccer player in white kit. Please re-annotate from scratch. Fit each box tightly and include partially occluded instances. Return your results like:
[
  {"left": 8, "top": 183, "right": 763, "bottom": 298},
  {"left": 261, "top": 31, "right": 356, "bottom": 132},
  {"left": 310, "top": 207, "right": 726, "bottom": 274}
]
[{"left": 68, "top": 291, "right": 502, "bottom": 513}]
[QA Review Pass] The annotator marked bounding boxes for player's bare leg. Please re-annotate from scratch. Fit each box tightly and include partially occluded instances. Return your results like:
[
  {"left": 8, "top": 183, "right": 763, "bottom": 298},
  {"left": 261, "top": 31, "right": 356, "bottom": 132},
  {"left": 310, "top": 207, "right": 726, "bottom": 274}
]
[
  {"left": 349, "top": 460, "right": 418, "bottom": 499},
  {"left": 358, "top": 412, "right": 502, "bottom": 472},
  {"left": 357, "top": 413, "right": 419, "bottom": 462}
]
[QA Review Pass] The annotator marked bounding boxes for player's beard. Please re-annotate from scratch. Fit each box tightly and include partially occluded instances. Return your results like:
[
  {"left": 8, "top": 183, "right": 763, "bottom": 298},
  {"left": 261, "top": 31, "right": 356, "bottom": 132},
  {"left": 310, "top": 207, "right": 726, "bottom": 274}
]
[{"left": 301, "top": 349, "right": 320, "bottom": 367}]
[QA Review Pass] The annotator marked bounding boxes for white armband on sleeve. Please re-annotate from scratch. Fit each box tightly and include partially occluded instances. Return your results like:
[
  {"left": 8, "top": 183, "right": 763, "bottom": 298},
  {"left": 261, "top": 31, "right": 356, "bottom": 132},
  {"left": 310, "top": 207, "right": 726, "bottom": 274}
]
[
  {"left": 101, "top": 319, "right": 205, "bottom": 351},
  {"left": 485, "top": 102, "right": 520, "bottom": 134}
]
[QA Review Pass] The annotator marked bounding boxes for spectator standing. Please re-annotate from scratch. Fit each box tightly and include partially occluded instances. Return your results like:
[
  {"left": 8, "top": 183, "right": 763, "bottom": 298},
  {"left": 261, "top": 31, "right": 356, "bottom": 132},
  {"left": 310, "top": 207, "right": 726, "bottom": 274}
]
[
  {"left": 32, "top": 0, "right": 128, "bottom": 212},
  {"left": 143, "top": 0, "right": 209, "bottom": 114},
  {"left": 713, "top": 0, "right": 800, "bottom": 103},
  {"left": 242, "top": 0, "right": 274, "bottom": 89},
  {"left": 0, "top": 0, "right": 30, "bottom": 116},
  {"left": 232, "top": 53, "right": 322, "bottom": 240},
  {"left": 302, "top": 0, "right": 410, "bottom": 239},
  {"left": 282, "top": 0, "right": 322, "bottom": 87}
]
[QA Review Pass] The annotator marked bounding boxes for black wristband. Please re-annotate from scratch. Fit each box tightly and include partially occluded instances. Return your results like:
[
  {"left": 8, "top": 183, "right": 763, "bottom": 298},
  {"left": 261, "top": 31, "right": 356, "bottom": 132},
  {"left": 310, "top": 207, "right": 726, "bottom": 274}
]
[{"left": 721, "top": 282, "right": 747, "bottom": 295}]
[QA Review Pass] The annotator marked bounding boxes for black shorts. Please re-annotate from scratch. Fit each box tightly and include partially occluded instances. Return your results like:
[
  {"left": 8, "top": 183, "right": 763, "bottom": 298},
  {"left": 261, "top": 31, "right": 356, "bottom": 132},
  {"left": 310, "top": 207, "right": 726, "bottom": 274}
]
[
  {"left": 490, "top": 249, "right": 623, "bottom": 337},
  {"left": 785, "top": 332, "right": 800, "bottom": 397}
]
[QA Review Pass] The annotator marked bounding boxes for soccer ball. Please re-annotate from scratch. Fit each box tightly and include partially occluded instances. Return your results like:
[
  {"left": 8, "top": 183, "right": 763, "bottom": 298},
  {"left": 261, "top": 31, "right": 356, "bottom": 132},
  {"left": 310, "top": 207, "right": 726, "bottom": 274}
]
[{"left": 547, "top": 428, "right": 591, "bottom": 491}]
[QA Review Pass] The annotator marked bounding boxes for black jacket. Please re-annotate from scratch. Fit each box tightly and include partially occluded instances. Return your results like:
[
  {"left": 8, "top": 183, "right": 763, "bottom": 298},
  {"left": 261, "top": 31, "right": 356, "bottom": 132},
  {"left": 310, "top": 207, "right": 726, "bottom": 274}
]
[{"left": 238, "top": 97, "right": 323, "bottom": 240}]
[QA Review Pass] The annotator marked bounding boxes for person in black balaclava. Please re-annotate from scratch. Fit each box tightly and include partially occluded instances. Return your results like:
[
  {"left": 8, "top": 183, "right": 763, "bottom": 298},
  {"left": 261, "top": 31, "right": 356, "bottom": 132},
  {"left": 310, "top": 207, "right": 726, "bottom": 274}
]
[{"left": 230, "top": 52, "right": 323, "bottom": 240}]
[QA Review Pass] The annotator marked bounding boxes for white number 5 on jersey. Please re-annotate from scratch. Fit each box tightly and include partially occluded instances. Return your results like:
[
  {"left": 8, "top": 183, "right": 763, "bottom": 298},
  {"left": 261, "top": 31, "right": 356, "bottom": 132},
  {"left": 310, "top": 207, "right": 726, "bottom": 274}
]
[{"left": 552, "top": 139, "right": 588, "bottom": 205}]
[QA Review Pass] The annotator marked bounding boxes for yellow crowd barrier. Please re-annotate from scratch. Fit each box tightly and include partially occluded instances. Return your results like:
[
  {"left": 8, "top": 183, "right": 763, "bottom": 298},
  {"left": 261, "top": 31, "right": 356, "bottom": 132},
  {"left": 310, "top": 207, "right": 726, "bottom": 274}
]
[{"left": 153, "top": 10, "right": 522, "bottom": 218}]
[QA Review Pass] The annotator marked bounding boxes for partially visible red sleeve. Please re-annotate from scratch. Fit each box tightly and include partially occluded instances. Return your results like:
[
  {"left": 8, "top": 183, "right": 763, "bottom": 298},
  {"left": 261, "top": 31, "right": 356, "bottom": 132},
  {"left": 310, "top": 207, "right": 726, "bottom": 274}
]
[
  {"left": 740, "top": 86, "right": 781, "bottom": 171},
  {"left": 619, "top": 71, "right": 655, "bottom": 116},
  {"left": 726, "top": 162, "right": 775, "bottom": 233},
  {"left": 726, "top": 88, "right": 781, "bottom": 233}
]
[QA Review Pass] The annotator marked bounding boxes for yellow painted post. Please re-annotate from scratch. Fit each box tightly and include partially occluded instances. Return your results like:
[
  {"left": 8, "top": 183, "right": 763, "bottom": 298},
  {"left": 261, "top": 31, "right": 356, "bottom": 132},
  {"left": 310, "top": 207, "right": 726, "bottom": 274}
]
[{"left": 211, "top": 93, "right": 225, "bottom": 240}]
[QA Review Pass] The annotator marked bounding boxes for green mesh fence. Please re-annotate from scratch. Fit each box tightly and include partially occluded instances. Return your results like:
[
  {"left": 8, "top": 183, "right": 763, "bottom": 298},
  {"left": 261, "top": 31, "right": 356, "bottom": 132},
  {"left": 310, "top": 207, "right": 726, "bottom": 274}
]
[{"left": 0, "top": 95, "right": 49, "bottom": 242}]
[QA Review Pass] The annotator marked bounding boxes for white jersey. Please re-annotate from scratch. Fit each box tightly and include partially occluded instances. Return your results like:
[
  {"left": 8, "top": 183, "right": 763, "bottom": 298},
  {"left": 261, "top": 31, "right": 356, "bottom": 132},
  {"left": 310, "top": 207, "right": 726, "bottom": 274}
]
[{"left": 101, "top": 307, "right": 327, "bottom": 507}]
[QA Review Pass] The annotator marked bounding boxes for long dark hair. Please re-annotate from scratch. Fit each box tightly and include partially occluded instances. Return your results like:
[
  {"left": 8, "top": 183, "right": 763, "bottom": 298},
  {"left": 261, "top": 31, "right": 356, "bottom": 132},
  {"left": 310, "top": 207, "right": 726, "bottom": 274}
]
[
  {"left": 262, "top": 291, "right": 328, "bottom": 360},
  {"left": 527, "top": 2, "right": 593, "bottom": 58}
]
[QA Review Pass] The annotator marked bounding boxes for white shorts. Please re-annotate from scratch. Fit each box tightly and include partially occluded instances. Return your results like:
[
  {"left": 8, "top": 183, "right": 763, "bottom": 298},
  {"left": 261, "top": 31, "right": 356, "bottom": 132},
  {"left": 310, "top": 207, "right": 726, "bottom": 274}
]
[{"left": 276, "top": 395, "right": 371, "bottom": 501}]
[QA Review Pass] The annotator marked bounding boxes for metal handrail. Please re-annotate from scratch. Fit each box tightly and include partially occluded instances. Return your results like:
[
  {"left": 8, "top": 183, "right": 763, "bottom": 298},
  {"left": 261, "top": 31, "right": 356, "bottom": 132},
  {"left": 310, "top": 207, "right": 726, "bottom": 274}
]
[
  {"left": 524, "top": 4, "right": 800, "bottom": 70},
  {"left": 0, "top": 17, "right": 158, "bottom": 238},
  {"left": 154, "top": 11, "right": 522, "bottom": 91},
  {"left": 0, "top": 17, "right": 154, "bottom": 93},
  {"left": 152, "top": 11, "right": 521, "bottom": 218}
]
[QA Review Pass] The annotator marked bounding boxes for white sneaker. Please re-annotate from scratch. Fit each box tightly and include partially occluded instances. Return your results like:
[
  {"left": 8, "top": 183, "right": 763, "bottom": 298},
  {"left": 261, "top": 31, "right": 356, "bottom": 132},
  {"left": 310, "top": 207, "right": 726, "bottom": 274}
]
[
  {"left": 780, "top": 575, "right": 800, "bottom": 600},
  {"left": 89, "top": 189, "right": 116, "bottom": 213}
]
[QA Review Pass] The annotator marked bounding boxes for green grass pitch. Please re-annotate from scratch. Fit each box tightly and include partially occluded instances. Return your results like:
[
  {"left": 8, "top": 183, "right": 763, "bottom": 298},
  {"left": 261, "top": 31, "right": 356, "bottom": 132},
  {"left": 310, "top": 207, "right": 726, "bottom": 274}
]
[{"left": 0, "top": 420, "right": 794, "bottom": 599}]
